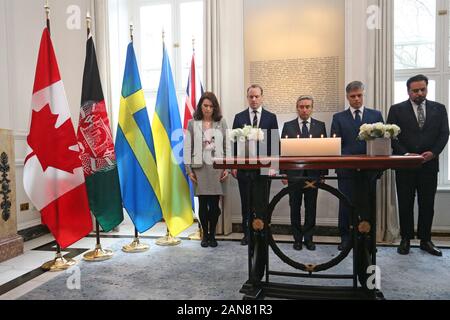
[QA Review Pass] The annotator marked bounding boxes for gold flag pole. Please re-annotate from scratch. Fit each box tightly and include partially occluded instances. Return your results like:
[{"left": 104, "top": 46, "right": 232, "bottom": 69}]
[
  {"left": 187, "top": 36, "right": 202, "bottom": 241},
  {"left": 155, "top": 29, "right": 181, "bottom": 247},
  {"left": 156, "top": 228, "right": 181, "bottom": 246},
  {"left": 122, "top": 227, "right": 150, "bottom": 252},
  {"left": 41, "top": 244, "right": 77, "bottom": 271},
  {"left": 44, "top": 0, "right": 50, "bottom": 32},
  {"left": 120, "top": 22, "right": 150, "bottom": 253},
  {"left": 40, "top": 2, "right": 76, "bottom": 271}
]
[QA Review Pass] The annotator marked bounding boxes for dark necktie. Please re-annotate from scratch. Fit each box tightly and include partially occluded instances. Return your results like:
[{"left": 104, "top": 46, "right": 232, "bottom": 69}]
[
  {"left": 417, "top": 104, "right": 425, "bottom": 129},
  {"left": 354, "top": 109, "right": 362, "bottom": 126},
  {"left": 252, "top": 110, "right": 258, "bottom": 128},
  {"left": 301, "top": 120, "right": 309, "bottom": 138}
]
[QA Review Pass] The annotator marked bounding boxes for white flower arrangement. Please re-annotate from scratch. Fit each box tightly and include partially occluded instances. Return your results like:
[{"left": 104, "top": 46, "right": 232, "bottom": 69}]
[
  {"left": 358, "top": 122, "right": 401, "bottom": 141},
  {"left": 229, "top": 125, "right": 265, "bottom": 142}
]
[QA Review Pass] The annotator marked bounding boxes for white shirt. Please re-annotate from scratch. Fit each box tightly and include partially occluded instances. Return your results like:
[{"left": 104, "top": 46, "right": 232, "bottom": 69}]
[
  {"left": 349, "top": 106, "right": 365, "bottom": 120},
  {"left": 249, "top": 106, "right": 263, "bottom": 127},
  {"left": 410, "top": 100, "right": 427, "bottom": 121}
]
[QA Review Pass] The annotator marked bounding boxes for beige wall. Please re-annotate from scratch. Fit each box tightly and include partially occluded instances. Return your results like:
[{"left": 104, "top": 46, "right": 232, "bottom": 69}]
[{"left": 237, "top": 0, "right": 346, "bottom": 227}]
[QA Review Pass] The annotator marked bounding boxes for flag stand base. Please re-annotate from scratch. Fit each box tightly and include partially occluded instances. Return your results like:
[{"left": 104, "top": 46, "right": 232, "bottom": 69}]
[
  {"left": 156, "top": 234, "right": 181, "bottom": 246},
  {"left": 122, "top": 238, "right": 149, "bottom": 253},
  {"left": 188, "top": 228, "right": 202, "bottom": 241},
  {"left": 41, "top": 253, "right": 77, "bottom": 272},
  {"left": 83, "top": 244, "right": 114, "bottom": 261}
]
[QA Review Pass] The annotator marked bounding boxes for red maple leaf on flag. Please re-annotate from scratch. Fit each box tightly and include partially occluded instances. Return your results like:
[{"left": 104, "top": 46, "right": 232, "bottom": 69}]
[{"left": 27, "top": 104, "right": 81, "bottom": 174}]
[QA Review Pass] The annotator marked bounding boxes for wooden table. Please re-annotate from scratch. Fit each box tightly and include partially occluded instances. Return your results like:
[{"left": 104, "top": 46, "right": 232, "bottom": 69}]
[{"left": 214, "top": 156, "right": 423, "bottom": 300}]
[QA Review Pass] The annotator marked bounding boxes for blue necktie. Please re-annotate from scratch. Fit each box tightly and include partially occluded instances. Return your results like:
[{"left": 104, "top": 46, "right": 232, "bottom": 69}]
[
  {"left": 301, "top": 120, "right": 309, "bottom": 138},
  {"left": 354, "top": 110, "right": 362, "bottom": 126}
]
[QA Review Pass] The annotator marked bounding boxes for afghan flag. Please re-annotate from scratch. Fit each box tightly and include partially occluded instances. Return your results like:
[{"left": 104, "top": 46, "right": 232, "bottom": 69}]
[
  {"left": 76, "top": 33, "right": 124, "bottom": 232},
  {"left": 23, "top": 28, "right": 92, "bottom": 248}
]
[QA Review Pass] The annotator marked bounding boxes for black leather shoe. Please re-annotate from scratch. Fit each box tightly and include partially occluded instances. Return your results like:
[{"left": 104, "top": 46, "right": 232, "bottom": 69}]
[
  {"left": 397, "top": 239, "right": 410, "bottom": 255},
  {"left": 201, "top": 239, "right": 209, "bottom": 248},
  {"left": 209, "top": 238, "right": 218, "bottom": 248},
  {"left": 304, "top": 240, "right": 316, "bottom": 251},
  {"left": 420, "top": 240, "right": 442, "bottom": 256},
  {"left": 293, "top": 242, "right": 302, "bottom": 251},
  {"left": 240, "top": 237, "right": 248, "bottom": 246}
]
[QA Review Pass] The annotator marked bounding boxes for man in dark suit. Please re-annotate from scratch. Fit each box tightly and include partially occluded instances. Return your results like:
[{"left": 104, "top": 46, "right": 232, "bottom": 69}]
[
  {"left": 281, "top": 95, "right": 327, "bottom": 251},
  {"left": 387, "top": 74, "right": 449, "bottom": 256},
  {"left": 231, "top": 85, "right": 279, "bottom": 245},
  {"left": 331, "top": 81, "right": 384, "bottom": 250}
]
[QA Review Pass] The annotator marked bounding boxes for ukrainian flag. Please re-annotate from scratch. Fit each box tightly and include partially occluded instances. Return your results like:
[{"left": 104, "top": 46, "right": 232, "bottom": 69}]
[
  {"left": 153, "top": 44, "right": 193, "bottom": 236},
  {"left": 115, "top": 43, "right": 162, "bottom": 233}
]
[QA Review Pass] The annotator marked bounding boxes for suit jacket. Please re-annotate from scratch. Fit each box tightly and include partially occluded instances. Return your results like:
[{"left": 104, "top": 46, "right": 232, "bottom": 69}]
[
  {"left": 387, "top": 99, "right": 449, "bottom": 173},
  {"left": 281, "top": 117, "right": 328, "bottom": 177},
  {"left": 331, "top": 107, "right": 384, "bottom": 177},
  {"left": 232, "top": 107, "right": 279, "bottom": 157},
  {"left": 331, "top": 107, "right": 384, "bottom": 155},
  {"left": 184, "top": 118, "right": 229, "bottom": 174},
  {"left": 232, "top": 107, "right": 279, "bottom": 179}
]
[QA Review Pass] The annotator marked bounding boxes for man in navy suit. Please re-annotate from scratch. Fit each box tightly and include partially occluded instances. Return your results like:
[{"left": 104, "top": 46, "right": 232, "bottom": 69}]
[
  {"left": 231, "top": 85, "right": 279, "bottom": 245},
  {"left": 387, "top": 74, "right": 449, "bottom": 256},
  {"left": 331, "top": 81, "right": 384, "bottom": 250},
  {"left": 281, "top": 95, "right": 327, "bottom": 251}
]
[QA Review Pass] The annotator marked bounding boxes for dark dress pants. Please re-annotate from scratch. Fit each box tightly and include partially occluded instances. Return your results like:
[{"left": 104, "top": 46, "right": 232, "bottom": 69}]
[
  {"left": 237, "top": 170, "right": 271, "bottom": 238},
  {"left": 289, "top": 180, "right": 318, "bottom": 243},
  {"left": 395, "top": 169, "right": 438, "bottom": 241}
]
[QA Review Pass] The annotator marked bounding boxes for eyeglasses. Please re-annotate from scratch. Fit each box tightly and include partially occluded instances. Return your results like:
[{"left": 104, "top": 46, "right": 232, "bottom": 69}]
[{"left": 297, "top": 105, "right": 312, "bottom": 110}]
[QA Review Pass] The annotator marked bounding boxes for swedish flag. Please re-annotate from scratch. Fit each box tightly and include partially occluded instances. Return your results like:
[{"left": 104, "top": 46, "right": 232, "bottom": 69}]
[
  {"left": 153, "top": 44, "right": 193, "bottom": 236},
  {"left": 115, "top": 43, "right": 162, "bottom": 233}
]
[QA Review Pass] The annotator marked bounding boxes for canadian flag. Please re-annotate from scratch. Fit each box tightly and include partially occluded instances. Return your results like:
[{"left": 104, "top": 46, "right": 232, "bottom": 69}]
[{"left": 23, "top": 28, "right": 92, "bottom": 248}]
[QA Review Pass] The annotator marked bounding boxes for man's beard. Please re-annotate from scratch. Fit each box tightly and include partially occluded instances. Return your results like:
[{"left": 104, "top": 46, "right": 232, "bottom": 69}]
[{"left": 414, "top": 96, "right": 426, "bottom": 105}]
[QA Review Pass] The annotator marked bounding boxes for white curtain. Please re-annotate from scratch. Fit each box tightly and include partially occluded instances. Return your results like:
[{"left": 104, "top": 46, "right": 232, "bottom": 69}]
[
  {"left": 205, "top": 0, "right": 221, "bottom": 96},
  {"left": 204, "top": 0, "right": 245, "bottom": 235},
  {"left": 366, "top": 0, "right": 399, "bottom": 242}
]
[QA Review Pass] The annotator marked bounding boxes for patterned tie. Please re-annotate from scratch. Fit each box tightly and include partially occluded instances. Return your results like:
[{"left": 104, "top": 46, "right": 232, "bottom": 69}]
[
  {"left": 354, "top": 109, "right": 362, "bottom": 126},
  {"left": 252, "top": 110, "right": 258, "bottom": 128},
  {"left": 301, "top": 120, "right": 309, "bottom": 138},
  {"left": 417, "top": 104, "right": 425, "bottom": 129}
]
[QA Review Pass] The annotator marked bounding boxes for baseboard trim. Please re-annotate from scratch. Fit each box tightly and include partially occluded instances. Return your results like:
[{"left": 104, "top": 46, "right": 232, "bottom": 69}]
[{"left": 17, "top": 224, "right": 50, "bottom": 242}]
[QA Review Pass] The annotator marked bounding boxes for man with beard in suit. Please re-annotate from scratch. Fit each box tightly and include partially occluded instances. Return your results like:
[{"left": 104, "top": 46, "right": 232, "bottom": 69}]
[{"left": 387, "top": 74, "right": 449, "bottom": 256}]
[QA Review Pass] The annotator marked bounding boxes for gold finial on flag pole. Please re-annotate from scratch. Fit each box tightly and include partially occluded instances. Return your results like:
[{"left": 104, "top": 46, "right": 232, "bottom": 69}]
[
  {"left": 86, "top": 11, "right": 92, "bottom": 37},
  {"left": 44, "top": 0, "right": 51, "bottom": 32},
  {"left": 130, "top": 22, "right": 134, "bottom": 42}
]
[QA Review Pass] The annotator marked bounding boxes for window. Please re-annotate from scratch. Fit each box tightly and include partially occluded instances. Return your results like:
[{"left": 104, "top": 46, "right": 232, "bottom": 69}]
[
  {"left": 133, "top": 0, "right": 204, "bottom": 122},
  {"left": 394, "top": 0, "right": 450, "bottom": 188}
]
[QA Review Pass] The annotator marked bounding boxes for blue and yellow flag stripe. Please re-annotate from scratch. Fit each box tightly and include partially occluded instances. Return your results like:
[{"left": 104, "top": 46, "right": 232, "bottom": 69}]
[
  {"left": 153, "top": 44, "right": 193, "bottom": 236},
  {"left": 115, "top": 43, "right": 162, "bottom": 233}
]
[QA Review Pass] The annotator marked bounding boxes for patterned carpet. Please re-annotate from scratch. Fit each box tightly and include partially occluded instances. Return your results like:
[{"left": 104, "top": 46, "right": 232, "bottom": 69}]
[{"left": 19, "top": 239, "right": 450, "bottom": 300}]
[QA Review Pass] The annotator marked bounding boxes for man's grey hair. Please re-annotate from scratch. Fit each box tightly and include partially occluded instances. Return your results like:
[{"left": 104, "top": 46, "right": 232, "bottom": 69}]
[
  {"left": 296, "top": 95, "right": 314, "bottom": 107},
  {"left": 346, "top": 81, "right": 365, "bottom": 94}
]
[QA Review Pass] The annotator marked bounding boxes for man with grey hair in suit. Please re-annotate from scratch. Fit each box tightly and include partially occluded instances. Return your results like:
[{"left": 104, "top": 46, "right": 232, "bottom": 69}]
[
  {"left": 281, "top": 95, "right": 327, "bottom": 251},
  {"left": 331, "top": 81, "right": 384, "bottom": 250}
]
